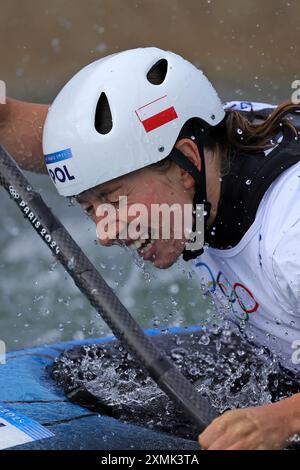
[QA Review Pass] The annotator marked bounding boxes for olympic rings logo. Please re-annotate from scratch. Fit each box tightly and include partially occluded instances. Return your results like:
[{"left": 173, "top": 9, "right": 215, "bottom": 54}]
[
  {"left": 8, "top": 185, "right": 20, "bottom": 200},
  {"left": 195, "top": 261, "right": 259, "bottom": 321}
]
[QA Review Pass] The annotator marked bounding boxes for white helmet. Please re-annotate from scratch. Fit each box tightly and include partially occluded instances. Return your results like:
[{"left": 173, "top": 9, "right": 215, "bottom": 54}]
[{"left": 43, "top": 47, "right": 225, "bottom": 197}]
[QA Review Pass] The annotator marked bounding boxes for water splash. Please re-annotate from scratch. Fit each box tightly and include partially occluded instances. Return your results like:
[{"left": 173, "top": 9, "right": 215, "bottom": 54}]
[
  {"left": 122, "top": 243, "right": 156, "bottom": 282},
  {"left": 51, "top": 328, "right": 300, "bottom": 443}
]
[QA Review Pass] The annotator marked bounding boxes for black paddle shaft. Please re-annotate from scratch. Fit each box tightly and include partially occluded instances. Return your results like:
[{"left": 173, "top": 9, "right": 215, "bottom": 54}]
[{"left": 0, "top": 144, "right": 218, "bottom": 433}]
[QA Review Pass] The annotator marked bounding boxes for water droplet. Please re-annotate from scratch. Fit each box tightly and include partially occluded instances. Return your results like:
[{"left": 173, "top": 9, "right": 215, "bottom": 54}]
[
  {"left": 67, "top": 257, "right": 75, "bottom": 270},
  {"left": 16, "top": 67, "right": 25, "bottom": 77},
  {"left": 95, "top": 42, "right": 108, "bottom": 53},
  {"left": 169, "top": 283, "right": 179, "bottom": 295},
  {"left": 33, "top": 295, "right": 44, "bottom": 304},
  {"left": 51, "top": 38, "right": 61, "bottom": 53},
  {"left": 68, "top": 197, "right": 76, "bottom": 207},
  {"left": 199, "top": 333, "right": 210, "bottom": 346},
  {"left": 49, "top": 261, "right": 58, "bottom": 272}
]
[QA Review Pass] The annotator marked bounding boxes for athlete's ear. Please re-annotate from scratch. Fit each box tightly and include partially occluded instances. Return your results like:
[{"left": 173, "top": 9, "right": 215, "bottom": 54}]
[{"left": 175, "top": 138, "right": 201, "bottom": 190}]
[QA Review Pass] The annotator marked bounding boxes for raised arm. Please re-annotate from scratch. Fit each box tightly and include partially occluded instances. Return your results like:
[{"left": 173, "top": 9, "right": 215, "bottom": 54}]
[{"left": 0, "top": 97, "right": 49, "bottom": 173}]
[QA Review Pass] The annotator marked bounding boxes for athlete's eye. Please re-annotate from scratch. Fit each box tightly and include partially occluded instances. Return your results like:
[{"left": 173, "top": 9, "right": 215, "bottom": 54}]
[{"left": 107, "top": 199, "right": 119, "bottom": 206}]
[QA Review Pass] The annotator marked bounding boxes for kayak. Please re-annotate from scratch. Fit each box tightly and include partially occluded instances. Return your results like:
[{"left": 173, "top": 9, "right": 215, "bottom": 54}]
[
  {"left": 0, "top": 326, "right": 203, "bottom": 450},
  {"left": 2, "top": 325, "right": 299, "bottom": 450}
]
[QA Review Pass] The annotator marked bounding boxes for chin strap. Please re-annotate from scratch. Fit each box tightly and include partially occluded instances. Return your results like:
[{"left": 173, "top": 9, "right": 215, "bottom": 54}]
[{"left": 169, "top": 136, "right": 211, "bottom": 261}]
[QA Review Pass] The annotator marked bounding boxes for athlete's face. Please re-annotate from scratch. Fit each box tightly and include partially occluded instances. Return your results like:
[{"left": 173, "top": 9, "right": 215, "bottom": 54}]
[{"left": 76, "top": 140, "right": 204, "bottom": 268}]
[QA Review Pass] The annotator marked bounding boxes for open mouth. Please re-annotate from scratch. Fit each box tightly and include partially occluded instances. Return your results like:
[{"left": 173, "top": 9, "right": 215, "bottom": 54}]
[
  {"left": 133, "top": 237, "right": 155, "bottom": 254},
  {"left": 128, "top": 230, "right": 157, "bottom": 259}
]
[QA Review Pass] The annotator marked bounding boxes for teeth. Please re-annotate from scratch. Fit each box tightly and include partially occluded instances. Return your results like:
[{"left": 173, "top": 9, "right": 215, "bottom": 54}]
[
  {"left": 133, "top": 239, "right": 143, "bottom": 249},
  {"left": 129, "top": 236, "right": 155, "bottom": 253},
  {"left": 140, "top": 239, "right": 155, "bottom": 254}
]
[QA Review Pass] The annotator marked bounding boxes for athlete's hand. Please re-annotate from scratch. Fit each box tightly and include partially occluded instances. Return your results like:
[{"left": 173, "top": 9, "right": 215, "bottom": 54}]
[
  {"left": 0, "top": 98, "right": 48, "bottom": 173},
  {"left": 198, "top": 400, "right": 296, "bottom": 450}
]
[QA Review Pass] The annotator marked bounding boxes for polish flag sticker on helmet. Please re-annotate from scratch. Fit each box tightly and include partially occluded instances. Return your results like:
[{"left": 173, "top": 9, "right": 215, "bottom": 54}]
[
  {"left": 44, "top": 148, "right": 79, "bottom": 188},
  {"left": 135, "top": 95, "right": 178, "bottom": 133}
]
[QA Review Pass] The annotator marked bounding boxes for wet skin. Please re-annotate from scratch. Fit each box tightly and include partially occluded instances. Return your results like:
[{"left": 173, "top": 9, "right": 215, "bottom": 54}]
[{"left": 77, "top": 139, "right": 221, "bottom": 269}]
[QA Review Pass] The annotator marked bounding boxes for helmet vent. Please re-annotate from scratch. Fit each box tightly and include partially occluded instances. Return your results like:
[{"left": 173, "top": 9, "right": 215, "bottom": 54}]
[
  {"left": 147, "top": 59, "right": 168, "bottom": 85},
  {"left": 95, "top": 92, "right": 113, "bottom": 134}
]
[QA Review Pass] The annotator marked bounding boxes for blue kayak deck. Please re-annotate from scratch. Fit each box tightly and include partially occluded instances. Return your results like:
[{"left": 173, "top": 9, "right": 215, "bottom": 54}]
[{"left": 0, "top": 327, "right": 201, "bottom": 450}]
